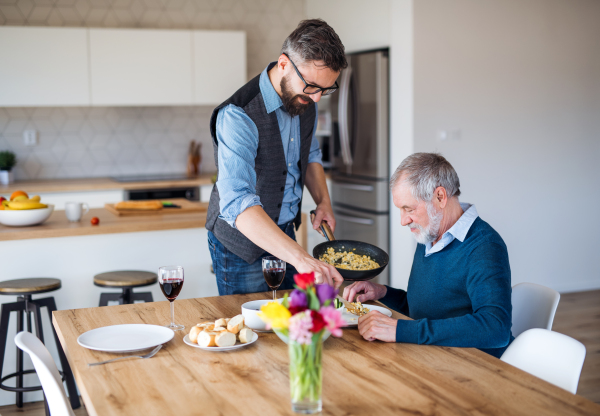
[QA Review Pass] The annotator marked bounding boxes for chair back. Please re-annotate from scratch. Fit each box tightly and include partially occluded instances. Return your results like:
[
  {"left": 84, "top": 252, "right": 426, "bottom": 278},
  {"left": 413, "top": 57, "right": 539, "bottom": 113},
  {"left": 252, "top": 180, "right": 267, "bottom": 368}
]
[
  {"left": 14, "top": 332, "right": 75, "bottom": 416},
  {"left": 501, "top": 328, "right": 586, "bottom": 394},
  {"left": 512, "top": 282, "right": 560, "bottom": 337}
]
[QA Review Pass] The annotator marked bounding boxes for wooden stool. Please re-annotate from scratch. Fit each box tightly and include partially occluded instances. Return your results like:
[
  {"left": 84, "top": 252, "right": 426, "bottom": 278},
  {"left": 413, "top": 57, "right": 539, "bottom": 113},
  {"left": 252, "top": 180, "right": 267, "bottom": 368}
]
[
  {"left": 0, "top": 278, "right": 80, "bottom": 412},
  {"left": 94, "top": 271, "right": 157, "bottom": 306}
]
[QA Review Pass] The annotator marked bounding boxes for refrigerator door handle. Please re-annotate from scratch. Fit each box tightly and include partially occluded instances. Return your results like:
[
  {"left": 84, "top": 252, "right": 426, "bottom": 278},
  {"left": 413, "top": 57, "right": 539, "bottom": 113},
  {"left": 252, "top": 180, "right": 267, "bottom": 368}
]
[
  {"left": 335, "top": 213, "right": 375, "bottom": 226},
  {"left": 337, "top": 183, "right": 374, "bottom": 192},
  {"left": 338, "top": 65, "right": 353, "bottom": 172}
]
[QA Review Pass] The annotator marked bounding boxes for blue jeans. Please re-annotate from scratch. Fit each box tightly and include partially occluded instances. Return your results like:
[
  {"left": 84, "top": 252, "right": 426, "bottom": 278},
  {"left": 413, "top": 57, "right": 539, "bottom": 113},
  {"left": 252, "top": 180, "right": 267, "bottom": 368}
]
[{"left": 208, "top": 222, "right": 298, "bottom": 296}]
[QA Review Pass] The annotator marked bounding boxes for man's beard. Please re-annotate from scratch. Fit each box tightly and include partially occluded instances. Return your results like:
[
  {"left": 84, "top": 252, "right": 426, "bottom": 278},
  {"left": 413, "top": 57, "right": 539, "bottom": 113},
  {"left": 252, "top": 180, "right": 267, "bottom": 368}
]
[
  {"left": 280, "top": 74, "right": 313, "bottom": 117},
  {"left": 408, "top": 202, "right": 443, "bottom": 245}
]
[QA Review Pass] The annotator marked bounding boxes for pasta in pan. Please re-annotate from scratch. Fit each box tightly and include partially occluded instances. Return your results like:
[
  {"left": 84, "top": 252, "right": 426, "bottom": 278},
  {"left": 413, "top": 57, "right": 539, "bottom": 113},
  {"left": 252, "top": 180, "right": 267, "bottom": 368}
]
[{"left": 319, "top": 247, "right": 380, "bottom": 270}]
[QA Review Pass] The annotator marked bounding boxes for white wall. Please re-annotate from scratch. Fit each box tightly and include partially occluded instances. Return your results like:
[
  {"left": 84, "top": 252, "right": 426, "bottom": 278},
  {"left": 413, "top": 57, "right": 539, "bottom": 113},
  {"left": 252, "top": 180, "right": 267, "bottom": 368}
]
[
  {"left": 306, "top": 0, "right": 391, "bottom": 53},
  {"left": 413, "top": 0, "right": 600, "bottom": 293}
]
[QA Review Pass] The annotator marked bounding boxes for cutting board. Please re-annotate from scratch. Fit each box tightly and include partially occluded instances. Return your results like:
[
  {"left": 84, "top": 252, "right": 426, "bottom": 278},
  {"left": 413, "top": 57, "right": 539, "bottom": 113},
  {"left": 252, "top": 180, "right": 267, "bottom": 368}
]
[{"left": 105, "top": 199, "right": 208, "bottom": 216}]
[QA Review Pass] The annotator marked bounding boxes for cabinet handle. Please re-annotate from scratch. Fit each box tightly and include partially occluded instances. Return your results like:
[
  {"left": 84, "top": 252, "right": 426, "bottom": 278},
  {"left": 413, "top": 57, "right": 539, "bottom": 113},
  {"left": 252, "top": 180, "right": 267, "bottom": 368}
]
[
  {"left": 335, "top": 214, "right": 374, "bottom": 225},
  {"left": 337, "top": 183, "right": 374, "bottom": 192}
]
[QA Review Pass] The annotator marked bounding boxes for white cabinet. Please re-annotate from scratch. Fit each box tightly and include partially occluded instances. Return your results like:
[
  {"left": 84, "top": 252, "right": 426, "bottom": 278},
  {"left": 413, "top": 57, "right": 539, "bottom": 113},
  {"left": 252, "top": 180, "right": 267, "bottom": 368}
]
[
  {"left": 0, "top": 27, "right": 90, "bottom": 107},
  {"left": 89, "top": 28, "right": 193, "bottom": 106},
  {"left": 193, "top": 31, "right": 246, "bottom": 105}
]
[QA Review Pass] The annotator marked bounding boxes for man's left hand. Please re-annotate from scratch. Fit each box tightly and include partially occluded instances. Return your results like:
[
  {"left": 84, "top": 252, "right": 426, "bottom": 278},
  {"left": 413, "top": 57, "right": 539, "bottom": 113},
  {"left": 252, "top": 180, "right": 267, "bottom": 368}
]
[
  {"left": 358, "top": 311, "right": 397, "bottom": 342},
  {"left": 312, "top": 203, "right": 336, "bottom": 235}
]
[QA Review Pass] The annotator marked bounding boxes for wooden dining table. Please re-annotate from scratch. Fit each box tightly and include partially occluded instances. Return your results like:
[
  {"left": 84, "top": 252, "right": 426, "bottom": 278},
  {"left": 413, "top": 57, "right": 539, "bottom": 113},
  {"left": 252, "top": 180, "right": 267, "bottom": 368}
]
[{"left": 53, "top": 291, "right": 600, "bottom": 416}]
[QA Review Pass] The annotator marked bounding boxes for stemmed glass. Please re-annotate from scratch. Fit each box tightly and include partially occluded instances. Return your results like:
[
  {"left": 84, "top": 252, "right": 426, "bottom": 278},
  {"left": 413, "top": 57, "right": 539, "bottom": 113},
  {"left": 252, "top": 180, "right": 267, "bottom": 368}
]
[
  {"left": 262, "top": 256, "right": 286, "bottom": 300},
  {"left": 158, "top": 266, "right": 184, "bottom": 331}
]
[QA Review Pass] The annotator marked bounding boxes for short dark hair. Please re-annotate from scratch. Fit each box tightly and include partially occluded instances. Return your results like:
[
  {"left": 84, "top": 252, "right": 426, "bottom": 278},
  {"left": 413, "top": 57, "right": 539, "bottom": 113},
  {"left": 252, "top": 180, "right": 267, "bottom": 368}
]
[{"left": 281, "top": 19, "right": 348, "bottom": 72}]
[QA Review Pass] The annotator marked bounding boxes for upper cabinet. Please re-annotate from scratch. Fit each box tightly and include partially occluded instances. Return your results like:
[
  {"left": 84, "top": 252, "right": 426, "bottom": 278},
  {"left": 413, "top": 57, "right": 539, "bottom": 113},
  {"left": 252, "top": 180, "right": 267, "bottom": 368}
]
[
  {"left": 89, "top": 29, "right": 193, "bottom": 106},
  {"left": 193, "top": 31, "right": 246, "bottom": 105},
  {"left": 0, "top": 27, "right": 246, "bottom": 107},
  {"left": 0, "top": 27, "right": 90, "bottom": 107}
]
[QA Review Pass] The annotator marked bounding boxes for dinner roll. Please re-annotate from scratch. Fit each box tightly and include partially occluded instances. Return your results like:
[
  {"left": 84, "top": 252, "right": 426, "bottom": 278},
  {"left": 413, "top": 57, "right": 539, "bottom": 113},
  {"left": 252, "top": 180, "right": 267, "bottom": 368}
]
[
  {"left": 214, "top": 318, "right": 227, "bottom": 328},
  {"left": 215, "top": 331, "right": 236, "bottom": 347},
  {"left": 197, "top": 331, "right": 217, "bottom": 347},
  {"left": 238, "top": 328, "right": 255, "bottom": 344},
  {"left": 189, "top": 326, "right": 202, "bottom": 343},
  {"left": 227, "top": 315, "right": 245, "bottom": 334}
]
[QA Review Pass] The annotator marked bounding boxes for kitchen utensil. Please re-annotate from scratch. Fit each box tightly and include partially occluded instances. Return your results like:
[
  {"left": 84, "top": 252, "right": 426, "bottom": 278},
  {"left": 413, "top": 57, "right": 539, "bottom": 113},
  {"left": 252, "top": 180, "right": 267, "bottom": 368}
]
[
  {"left": 77, "top": 324, "right": 174, "bottom": 352},
  {"left": 310, "top": 210, "right": 389, "bottom": 281},
  {"left": 0, "top": 204, "right": 54, "bottom": 227},
  {"left": 187, "top": 141, "right": 201, "bottom": 176},
  {"left": 65, "top": 201, "right": 89, "bottom": 222},
  {"left": 104, "top": 199, "right": 207, "bottom": 216},
  {"left": 335, "top": 295, "right": 352, "bottom": 310},
  {"left": 88, "top": 345, "right": 162, "bottom": 367},
  {"left": 183, "top": 333, "right": 258, "bottom": 352}
]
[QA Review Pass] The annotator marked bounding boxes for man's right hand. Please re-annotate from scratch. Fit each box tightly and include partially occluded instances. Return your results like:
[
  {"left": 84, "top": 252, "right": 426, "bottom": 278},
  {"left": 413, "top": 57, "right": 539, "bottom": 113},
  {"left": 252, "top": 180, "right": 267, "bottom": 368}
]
[
  {"left": 295, "top": 255, "right": 344, "bottom": 290},
  {"left": 343, "top": 281, "right": 387, "bottom": 303}
]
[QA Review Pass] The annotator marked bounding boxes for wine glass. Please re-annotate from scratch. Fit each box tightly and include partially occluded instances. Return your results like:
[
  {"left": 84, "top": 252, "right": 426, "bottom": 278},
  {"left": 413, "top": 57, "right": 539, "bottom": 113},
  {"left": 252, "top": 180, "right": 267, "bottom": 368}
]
[
  {"left": 158, "top": 266, "right": 184, "bottom": 331},
  {"left": 262, "top": 256, "right": 286, "bottom": 300}
]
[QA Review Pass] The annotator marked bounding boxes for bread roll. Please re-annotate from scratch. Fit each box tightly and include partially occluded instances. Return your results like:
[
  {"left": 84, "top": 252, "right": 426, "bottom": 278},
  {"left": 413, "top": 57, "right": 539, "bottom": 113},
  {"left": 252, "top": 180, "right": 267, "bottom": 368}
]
[
  {"left": 238, "top": 328, "right": 255, "bottom": 344},
  {"left": 215, "top": 331, "right": 236, "bottom": 347},
  {"left": 213, "top": 326, "right": 227, "bottom": 332},
  {"left": 214, "top": 318, "right": 227, "bottom": 328},
  {"left": 197, "top": 331, "right": 217, "bottom": 347},
  {"left": 189, "top": 326, "right": 202, "bottom": 343},
  {"left": 227, "top": 315, "right": 245, "bottom": 334}
]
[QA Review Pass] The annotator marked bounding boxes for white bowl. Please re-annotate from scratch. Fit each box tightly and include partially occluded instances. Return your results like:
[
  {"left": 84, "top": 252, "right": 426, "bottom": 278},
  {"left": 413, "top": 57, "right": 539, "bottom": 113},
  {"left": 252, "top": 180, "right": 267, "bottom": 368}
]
[
  {"left": 0, "top": 204, "right": 54, "bottom": 227},
  {"left": 241, "top": 299, "right": 283, "bottom": 331}
]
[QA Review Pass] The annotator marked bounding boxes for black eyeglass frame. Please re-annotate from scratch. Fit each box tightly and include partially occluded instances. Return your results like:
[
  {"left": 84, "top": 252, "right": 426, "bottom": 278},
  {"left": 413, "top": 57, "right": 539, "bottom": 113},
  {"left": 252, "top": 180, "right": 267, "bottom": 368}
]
[{"left": 283, "top": 53, "right": 339, "bottom": 96}]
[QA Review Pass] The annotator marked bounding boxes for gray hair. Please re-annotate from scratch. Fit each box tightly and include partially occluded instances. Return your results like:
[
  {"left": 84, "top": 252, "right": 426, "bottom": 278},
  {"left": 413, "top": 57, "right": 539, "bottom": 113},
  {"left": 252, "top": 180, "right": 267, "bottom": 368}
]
[
  {"left": 390, "top": 153, "right": 461, "bottom": 202},
  {"left": 281, "top": 19, "right": 348, "bottom": 72}
]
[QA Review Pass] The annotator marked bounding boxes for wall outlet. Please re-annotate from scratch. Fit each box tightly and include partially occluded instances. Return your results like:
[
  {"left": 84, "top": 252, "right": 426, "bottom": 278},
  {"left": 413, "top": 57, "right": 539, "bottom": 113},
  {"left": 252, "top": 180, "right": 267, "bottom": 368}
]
[{"left": 23, "top": 129, "right": 37, "bottom": 146}]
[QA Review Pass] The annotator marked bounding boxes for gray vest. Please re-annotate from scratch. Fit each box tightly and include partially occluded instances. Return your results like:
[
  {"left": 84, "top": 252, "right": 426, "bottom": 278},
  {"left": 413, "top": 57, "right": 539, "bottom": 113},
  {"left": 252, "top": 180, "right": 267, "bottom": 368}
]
[{"left": 206, "top": 64, "right": 316, "bottom": 264}]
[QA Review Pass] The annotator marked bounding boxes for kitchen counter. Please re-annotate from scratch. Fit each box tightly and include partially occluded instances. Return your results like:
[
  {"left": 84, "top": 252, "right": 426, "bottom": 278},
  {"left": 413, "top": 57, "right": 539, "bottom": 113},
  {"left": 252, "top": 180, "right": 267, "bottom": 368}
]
[
  {"left": 0, "top": 174, "right": 214, "bottom": 194},
  {"left": 0, "top": 206, "right": 207, "bottom": 241}
]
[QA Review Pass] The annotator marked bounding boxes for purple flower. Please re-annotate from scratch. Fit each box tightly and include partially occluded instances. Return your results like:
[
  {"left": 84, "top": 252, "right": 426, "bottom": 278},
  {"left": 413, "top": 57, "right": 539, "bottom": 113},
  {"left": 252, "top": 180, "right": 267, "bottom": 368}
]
[
  {"left": 316, "top": 284, "right": 336, "bottom": 305},
  {"left": 289, "top": 289, "right": 308, "bottom": 309}
]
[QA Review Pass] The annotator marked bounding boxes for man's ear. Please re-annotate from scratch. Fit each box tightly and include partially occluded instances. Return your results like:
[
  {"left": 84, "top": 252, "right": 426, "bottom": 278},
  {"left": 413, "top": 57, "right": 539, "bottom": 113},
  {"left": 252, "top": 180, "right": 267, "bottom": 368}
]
[
  {"left": 278, "top": 54, "right": 289, "bottom": 71},
  {"left": 435, "top": 186, "right": 448, "bottom": 208}
]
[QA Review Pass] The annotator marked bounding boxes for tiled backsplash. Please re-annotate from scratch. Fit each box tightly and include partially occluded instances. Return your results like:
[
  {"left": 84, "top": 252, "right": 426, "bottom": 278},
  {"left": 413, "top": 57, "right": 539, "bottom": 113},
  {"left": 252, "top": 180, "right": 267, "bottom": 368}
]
[{"left": 0, "top": 0, "right": 306, "bottom": 180}]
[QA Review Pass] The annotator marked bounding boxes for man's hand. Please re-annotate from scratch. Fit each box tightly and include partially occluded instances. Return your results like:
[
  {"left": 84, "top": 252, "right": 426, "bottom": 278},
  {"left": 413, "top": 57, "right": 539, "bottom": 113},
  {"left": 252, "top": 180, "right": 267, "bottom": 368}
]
[
  {"left": 296, "top": 255, "right": 344, "bottom": 290},
  {"left": 358, "top": 311, "right": 397, "bottom": 342},
  {"left": 343, "top": 281, "right": 387, "bottom": 303},
  {"left": 311, "top": 202, "right": 336, "bottom": 236}
]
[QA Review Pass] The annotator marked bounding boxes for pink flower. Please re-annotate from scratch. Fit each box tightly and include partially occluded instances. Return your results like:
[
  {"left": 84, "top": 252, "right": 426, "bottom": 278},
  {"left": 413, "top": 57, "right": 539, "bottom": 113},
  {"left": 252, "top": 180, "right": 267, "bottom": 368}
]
[
  {"left": 319, "top": 306, "right": 346, "bottom": 337},
  {"left": 288, "top": 311, "right": 313, "bottom": 345}
]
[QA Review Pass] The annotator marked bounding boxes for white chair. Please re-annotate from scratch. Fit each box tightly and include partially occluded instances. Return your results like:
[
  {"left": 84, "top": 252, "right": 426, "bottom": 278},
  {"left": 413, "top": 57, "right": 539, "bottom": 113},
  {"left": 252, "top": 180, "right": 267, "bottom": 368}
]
[
  {"left": 512, "top": 282, "right": 560, "bottom": 337},
  {"left": 501, "top": 328, "right": 586, "bottom": 394},
  {"left": 14, "top": 331, "right": 75, "bottom": 416}
]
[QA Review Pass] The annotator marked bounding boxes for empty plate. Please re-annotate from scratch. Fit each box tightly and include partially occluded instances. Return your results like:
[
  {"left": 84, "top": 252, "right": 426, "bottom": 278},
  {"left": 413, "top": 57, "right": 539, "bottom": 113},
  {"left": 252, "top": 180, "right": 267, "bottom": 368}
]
[{"left": 77, "top": 324, "right": 174, "bottom": 353}]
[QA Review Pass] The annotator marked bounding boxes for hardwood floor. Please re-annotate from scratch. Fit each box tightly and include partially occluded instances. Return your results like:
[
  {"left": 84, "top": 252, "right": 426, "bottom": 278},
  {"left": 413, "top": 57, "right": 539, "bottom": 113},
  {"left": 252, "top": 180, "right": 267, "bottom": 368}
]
[{"left": 0, "top": 289, "right": 598, "bottom": 415}]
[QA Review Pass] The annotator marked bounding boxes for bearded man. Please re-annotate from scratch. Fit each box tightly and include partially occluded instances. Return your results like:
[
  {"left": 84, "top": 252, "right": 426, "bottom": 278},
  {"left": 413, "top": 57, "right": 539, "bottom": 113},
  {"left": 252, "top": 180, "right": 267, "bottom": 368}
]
[
  {"left": 343, "top": 153, "right": 513, "bottom": 358},
  {"left": 206, "top": 19, "right": 346, "bottom": 295}
]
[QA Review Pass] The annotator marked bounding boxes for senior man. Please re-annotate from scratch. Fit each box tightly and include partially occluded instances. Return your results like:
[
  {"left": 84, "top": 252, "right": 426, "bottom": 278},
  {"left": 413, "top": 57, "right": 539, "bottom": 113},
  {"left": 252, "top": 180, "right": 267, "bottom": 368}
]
[{"left": 343, "top": 153, "right": 513, "bottom": 358}]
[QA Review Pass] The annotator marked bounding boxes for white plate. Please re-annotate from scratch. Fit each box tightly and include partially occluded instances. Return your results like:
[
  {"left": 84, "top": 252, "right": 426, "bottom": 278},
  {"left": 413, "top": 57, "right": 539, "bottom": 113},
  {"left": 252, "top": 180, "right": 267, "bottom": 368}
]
[
  {"left": 77, "top": 324, "right": 174, "bottom": 353},
  {"left": 183, "top": 333, "right": 258, "bottom": 352},
  {"left": 342, "top": 304, "right": 392, "bottom": 327}
]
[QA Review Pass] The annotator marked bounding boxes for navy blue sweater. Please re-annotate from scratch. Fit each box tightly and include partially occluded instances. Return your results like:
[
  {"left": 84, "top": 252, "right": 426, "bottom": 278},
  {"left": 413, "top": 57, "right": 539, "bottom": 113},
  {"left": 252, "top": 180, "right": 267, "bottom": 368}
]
[{"left": 380, "top": 217, "right": 513, "bottom": 358}]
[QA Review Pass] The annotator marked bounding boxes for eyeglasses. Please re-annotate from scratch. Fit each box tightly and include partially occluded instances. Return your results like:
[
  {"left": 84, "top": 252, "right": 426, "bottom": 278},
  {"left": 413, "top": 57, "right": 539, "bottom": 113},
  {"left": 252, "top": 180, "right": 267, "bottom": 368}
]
[{"left": 283, "top": 53, "right": 339, "bottom": 96}]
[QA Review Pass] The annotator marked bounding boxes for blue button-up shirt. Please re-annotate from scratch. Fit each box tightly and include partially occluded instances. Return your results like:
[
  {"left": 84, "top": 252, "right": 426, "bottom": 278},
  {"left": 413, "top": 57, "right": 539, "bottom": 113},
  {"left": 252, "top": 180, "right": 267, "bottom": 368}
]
[
  {"left": 424, "top": 203, "right": 478, "bottom": 257},
  {"left": 215, "top": 64, "right": 323, "bottom": 228}
]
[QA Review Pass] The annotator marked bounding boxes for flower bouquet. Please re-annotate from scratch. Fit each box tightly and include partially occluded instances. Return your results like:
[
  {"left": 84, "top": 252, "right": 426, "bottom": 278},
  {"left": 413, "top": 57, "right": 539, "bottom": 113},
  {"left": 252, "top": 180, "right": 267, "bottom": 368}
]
[{"left": 258, "top": 272, "right": 346, "bottom": 414}]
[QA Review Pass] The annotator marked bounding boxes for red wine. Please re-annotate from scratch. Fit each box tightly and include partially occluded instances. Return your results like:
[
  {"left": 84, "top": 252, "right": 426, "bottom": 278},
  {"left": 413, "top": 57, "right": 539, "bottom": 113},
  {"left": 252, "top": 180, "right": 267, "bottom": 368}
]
[
  {"left": 263, "top": 268, "right": 285, "bottom": 289},
  {"left": 160, "top": 280, "right": 183, "bottom": 301}
]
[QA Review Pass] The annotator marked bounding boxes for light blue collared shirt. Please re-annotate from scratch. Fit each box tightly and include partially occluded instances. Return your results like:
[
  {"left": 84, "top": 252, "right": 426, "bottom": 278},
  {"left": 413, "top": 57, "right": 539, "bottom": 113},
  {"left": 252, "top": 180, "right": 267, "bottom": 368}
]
[
  {"left": 424, "top": 203, "right": 478, "bottom": 257},
  {"left": 215, "top": 64, "right": 323, "bottom": 228}
]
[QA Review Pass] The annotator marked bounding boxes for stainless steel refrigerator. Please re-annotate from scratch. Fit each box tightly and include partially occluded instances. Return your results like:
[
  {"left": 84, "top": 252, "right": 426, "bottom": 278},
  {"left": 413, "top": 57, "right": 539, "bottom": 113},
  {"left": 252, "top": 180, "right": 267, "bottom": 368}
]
[{"left": 320, "top": 49, "right": 390, "bottom": 285}]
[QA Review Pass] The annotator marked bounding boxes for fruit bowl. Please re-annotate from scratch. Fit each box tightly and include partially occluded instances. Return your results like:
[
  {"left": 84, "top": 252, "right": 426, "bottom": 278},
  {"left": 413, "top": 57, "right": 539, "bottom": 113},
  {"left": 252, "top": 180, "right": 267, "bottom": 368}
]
[{"left": 0, "top": 204, "right": 54, "bottom": 227}]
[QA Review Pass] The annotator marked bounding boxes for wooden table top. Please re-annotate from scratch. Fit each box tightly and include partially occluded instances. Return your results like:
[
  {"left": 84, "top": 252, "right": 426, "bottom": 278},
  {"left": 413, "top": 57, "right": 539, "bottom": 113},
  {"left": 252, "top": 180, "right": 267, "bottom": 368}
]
[
  {"left": 0, "top": 175, "right": 214, "bottom": 194},
  {"left": 52, "top": 292, "right": 600, "bottom": 416},
  {"left": 0, "top": 207, "right": 206, "bottom": 241}
]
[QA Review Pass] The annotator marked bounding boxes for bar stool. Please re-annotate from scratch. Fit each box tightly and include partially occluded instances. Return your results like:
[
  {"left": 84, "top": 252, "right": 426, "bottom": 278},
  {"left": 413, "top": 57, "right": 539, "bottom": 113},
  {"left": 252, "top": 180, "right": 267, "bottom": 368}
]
[
  {"left": 0, "top": 278, "right": 80, "bottom": 411},
  {"left": 94, "top": 270, "right": 157, "bottom": 306}
]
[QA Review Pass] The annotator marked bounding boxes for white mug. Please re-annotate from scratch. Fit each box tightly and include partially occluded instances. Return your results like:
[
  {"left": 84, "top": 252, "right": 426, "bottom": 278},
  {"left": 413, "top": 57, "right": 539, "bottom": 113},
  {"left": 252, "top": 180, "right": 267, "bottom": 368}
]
[{"left": 65, "top": 202, "right": 89, "bottom": 222}]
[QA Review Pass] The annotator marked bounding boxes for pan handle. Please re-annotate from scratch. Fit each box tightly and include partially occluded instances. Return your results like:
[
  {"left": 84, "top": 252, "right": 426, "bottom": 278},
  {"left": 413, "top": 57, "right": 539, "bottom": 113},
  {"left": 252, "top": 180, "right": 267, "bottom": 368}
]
[{"left": 309, "top": 210, "right": 335, "bottom": 242}]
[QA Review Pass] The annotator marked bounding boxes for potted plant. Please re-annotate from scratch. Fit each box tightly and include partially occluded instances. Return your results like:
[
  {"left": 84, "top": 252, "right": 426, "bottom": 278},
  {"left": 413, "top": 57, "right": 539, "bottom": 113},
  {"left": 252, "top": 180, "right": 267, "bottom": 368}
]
[{"left": 0, "top": 150, "right": 16, "bottom": 185}]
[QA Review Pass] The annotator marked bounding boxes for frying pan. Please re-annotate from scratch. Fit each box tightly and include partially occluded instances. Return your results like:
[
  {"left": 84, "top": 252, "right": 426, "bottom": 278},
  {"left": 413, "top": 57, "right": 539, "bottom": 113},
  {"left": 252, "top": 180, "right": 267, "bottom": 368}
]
[{"left": 310, "top": 211, "right": 389, "bottom": 281}]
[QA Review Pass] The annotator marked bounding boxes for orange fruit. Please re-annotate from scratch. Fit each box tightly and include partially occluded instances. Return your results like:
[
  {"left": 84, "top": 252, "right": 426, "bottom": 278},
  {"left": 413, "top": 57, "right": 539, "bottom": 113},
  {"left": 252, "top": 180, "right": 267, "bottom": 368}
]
[{"left": 10, "top": 190, "right": 28, "bottom": 201}]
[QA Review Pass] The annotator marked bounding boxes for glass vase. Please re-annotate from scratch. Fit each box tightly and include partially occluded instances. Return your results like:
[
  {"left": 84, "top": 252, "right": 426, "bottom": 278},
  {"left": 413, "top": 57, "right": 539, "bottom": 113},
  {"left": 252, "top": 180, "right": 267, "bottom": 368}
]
[{"left": 288, "top": 332, "right": 324, "bottom": 414}]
